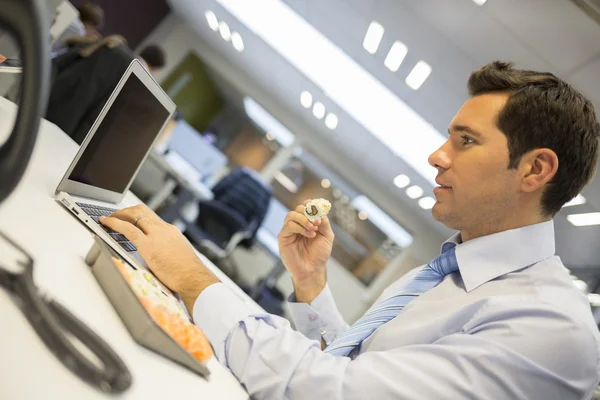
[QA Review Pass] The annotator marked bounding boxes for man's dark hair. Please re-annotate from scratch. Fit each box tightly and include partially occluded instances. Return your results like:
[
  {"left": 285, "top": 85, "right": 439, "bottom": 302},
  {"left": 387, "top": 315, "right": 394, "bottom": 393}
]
[
  {"left": 139, "top": 45, "right": 166, "bottom": 69},
  {"left": 76, "top": 2, "right": 104, "bottom": 27},
  {"left": 467, "top": 61, "right": 600, "bottom": 217}
]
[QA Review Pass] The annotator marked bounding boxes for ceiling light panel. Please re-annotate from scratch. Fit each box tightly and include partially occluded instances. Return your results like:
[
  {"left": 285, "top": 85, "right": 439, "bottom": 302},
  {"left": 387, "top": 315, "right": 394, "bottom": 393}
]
[
  {"left": 205, "top": 10, "right": 219, "bottom": 31},
  {"left": 567, "top": 212, "right": 600, "bottom": 227},
  {"left": 384, "top": 40, "right": 408, "bottom": 72},
  {"left": 406, "top": 60, "right": 432, "bottom": 90},
  {"left": 393, "top": 174, "right": 410, "bottom": 188},
  {"left": 325, "top": 113, "right": 338, "bottom": 130},
  {"left": 313, "top": 102, "right": 325, "bottom": 119},
  {"left": 219, "top": 21, "right": 231, "bottom": 41},
  {"left": 563, "top": 194, "right": 586, "bottom": 208},
  {"left": 300, "top": 91, "right": 313, "bottom": 108},
  {"left": 363, "top": 21, "right": 385, "bottom": 54},
  {"left": 231, "top": 31, "right": 244, "bottom": 51},
  {"left": 406, "top": 185, "right": 424, "bottom": 199}
]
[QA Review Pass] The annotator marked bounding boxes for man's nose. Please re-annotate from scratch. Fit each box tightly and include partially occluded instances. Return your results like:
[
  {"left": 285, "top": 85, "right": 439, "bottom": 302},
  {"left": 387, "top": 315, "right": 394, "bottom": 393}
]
[{"left": 428, "top": 142, "right": 451, "bottom": 170}]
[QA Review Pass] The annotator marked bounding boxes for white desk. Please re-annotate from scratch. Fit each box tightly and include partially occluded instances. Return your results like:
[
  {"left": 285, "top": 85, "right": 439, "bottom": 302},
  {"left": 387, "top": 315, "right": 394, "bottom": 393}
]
[{"left": 0, "top": 97, "right": 254, "bottom": 399}]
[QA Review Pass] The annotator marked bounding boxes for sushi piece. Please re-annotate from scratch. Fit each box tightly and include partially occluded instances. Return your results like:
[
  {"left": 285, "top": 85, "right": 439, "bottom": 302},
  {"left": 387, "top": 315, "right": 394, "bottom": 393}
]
[{"left": 304, "top": 198, "right": 332, "bottom": 222}]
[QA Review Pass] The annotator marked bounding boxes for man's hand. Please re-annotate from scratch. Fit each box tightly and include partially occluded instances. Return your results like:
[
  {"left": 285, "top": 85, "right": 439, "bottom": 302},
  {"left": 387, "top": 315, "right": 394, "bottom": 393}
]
[
  {"left": 278, "top": 203, "right": 334, "bottom": 304},
  {"left": 99, "top": 204, "right": 220, "bottom": 313}
]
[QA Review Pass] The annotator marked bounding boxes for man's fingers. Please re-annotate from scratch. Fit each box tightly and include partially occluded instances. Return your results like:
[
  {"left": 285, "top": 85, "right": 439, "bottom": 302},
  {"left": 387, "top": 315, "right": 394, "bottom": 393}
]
[
  {"left": 317, "top": 216, "right": 334, "bottom": 242},
  {"left": 109, "top": 204, "right": 161, "bottom": 227},
  {"left": 99, "top": 216, "right": 145, "bottom": 244},
  {"left": 285, "top": 210, "right": 318, "bottom": 231},
  {"left": 279, "top": 220, "right": 317, "bottom": 239}
]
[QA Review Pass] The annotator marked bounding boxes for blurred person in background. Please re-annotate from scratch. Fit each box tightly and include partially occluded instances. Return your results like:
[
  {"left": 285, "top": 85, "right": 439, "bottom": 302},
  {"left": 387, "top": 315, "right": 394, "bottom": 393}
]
[
  {"left": 52, "top": 2, "right": 104, "bottom": 54},
  {"left": 46, "top": 40, "right": 167, "bottom": 144}
]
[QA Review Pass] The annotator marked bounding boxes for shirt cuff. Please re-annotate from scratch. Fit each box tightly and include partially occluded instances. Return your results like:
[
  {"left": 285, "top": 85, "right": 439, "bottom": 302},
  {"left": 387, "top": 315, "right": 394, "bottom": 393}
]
[
  {"left": 287, "top": 284, "right": 347, "bottom": 344},
  {"left": 193, "top": 283, "right": 254, "bottom": 361}
]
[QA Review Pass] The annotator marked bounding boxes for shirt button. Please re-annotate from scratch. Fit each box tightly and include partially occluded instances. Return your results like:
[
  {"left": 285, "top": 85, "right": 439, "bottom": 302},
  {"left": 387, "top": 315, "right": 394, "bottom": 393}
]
[{"left": 309, "top": 313, "right": 317, "bottom": 321}]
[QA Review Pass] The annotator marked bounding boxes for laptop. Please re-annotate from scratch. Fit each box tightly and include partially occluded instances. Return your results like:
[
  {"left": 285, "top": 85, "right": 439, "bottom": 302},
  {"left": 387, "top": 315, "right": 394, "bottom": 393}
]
[{"left": 55, "top": 59, "right": 176, "bottom": 267}]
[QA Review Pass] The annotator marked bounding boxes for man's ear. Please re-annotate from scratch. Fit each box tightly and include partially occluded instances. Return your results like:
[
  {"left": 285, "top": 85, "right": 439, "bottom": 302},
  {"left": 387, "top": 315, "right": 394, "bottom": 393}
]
[{"left": 519, "top": 148, "right": 559, "bottom": 193}]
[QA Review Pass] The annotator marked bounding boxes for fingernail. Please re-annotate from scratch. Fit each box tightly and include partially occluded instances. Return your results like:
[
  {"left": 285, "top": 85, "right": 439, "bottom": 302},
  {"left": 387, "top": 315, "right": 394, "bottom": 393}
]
[
  {"left": 99, "top": 216, "right": 106, "bottom": 221},
  {"left": 308, "top": 231, "right": 316, "bottom": 237}
]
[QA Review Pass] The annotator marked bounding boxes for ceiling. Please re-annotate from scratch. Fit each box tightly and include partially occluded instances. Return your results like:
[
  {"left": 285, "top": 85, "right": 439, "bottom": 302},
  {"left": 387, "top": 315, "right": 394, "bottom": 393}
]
[{"left": 167, "top": 0, "right": 600, "bottom": 269}]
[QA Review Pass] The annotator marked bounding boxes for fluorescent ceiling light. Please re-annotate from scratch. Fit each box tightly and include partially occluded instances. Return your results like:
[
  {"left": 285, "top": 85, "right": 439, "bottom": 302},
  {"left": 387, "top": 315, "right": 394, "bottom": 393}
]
[
  {"left": 214, "top": 0, "right": 445, "bottom": 185},
  {"left": 563, "top": 194, "right": 586, "bottom": 208},
  {"left": 352, "top": 195, "right": 413, "bottom": 247},
  {"left": 244, "top": 97, "right": 295, "bottom": 147},
  {"left": 274, "top": 171, "right": 298, "bottom": 193},
  {"left": 384, "top": 41, "right": 408, "bottom": 72},
  {"left": 218, "top": 21, "right": 231, "bottom": 41},
  {"left": 393, "top": 174, "right": 411, "bottom": 188},
  {"left": 300, "top": 91, "right": 313, "bottom": 108},
  {"left": 205, "top": 10, "right": 219, "bottom": 31},
  {"left": 313, "top": 102, "right": 325, "bottom": 119},
  {"left": 567, "top": 212, "right": 600, "bottom": 227},
  {"left": 363, "top": 21, "right": 384, "bottom": 54},
  {"left": 325, "top": 113, "right": 338, "bottom": 130},
  {"left": 231, "top": 31, "right": 244, "bottom": 51},
  {"left": 473, "top": 0, "right": 488, "bottom": 5},
  {"left": 406, "top": 185, "right": 424, "bottom": 199},
  {"left": 406, "top": 61, "right": 432, "bottom": 90},
  {"left": 418, "top": 196, "right": 436, "bottom": 210}
]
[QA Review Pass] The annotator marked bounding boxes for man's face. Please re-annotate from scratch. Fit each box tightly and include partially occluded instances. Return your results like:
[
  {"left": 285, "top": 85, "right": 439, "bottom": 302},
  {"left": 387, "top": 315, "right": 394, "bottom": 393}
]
[{"left": 428, "top": 92, "right": 522, "bottom": 234}]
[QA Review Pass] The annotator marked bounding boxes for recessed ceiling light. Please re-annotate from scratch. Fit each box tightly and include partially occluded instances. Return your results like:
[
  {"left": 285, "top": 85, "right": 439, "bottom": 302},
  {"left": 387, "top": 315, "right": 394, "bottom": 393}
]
[
  {"left": 231, "top": 31, "right": 244, "bottom": 51},
  {"left": 219, "top": 21, "right": 231, "bottom": 41},
  {"left": 406, "top": 60, "right": 432, "bottom": 90},
  {"left": 563, "top": 194, "right": 586, "bottom": 208},
  {"left": 393, "top": 174, "right": 410, "bottom": 188},
  {"left": 358, "top": 211, "right": 368, "bottom": 220},
  {"left": 300, "top": 91, "right": 313, "bottom": 108},
  {"left": 406, "top": 185, "right": 424, "bottom": 199},
  {"left": 313, "top": 102, "right": 325, "bottom": 119},
  {"left": 418, "top": 196, "right": 436, "bottom": 210},
  {"left": 567, "top": 212, "right": 600, "bottom": 227},
  {"left": 205, "top": 10, "right": 219, "bottom": 31},
  {"left": 384, "top": 40, "right": 408, "bottom": 72},
  {"left": 325, "top": 113, "right": 338, "bottom": 130},
  {"left": 363, "top": 21, "right": 384, "bottom": 54},
  {"left": 321, "top": 178, "right": 331, "bottom": 188},
  {"left": 266, "top": 132, "right": 275, "bottom": 141},
  {"left": 473, "top": 0, "right": 487, "bottom": 5}
]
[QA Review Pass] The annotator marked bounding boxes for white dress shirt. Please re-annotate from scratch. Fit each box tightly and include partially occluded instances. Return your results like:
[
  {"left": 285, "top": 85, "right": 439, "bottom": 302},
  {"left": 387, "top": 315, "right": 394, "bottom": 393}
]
[{"left": 194, "top": 221, "right": 600, "bottom": 399}]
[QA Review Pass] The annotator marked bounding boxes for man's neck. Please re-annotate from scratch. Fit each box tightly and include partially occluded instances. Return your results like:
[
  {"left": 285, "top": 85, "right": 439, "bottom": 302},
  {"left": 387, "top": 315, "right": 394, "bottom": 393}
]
[{"left": 460, "top": 215, "right": 551, "bottom": 243}]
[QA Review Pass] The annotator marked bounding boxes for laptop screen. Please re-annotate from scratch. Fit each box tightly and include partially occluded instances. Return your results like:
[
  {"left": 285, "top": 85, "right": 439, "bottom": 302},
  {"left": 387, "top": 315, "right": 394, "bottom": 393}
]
[{"left": 68, "top": 73, "right": 171, "bottom": 194}]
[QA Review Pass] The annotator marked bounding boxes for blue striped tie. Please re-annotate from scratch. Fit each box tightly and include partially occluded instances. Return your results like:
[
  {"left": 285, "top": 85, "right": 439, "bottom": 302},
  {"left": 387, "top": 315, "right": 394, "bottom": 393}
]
[{"left": 324, "top": 244, "right": 459, "bottom": 357}]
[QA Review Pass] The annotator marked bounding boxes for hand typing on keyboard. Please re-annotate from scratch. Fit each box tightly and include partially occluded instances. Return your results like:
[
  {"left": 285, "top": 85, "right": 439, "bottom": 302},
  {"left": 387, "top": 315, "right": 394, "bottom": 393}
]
[
  {"left": 99, "top": 204, "right": 220, "bottom": 314},
  {"left": 76, "top": 203, "right": 138, "bottom": 252}
]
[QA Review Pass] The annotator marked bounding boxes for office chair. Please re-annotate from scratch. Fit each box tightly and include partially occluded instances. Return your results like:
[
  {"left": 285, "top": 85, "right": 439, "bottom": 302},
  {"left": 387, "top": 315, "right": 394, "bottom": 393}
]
[{"left": 183, "top": 167, "right": 272, "bottom": 278}]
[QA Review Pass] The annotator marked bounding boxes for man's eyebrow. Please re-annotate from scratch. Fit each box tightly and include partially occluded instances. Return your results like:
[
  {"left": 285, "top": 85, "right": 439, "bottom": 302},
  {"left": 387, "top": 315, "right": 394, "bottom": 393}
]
[{"left": 448, "top": 125, "right": 484, "bottom": 139}]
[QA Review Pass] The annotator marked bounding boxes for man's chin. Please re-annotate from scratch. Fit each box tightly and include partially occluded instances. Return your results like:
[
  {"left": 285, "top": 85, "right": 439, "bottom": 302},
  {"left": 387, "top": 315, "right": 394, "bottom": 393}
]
[{"left": 431, "top": 204, "right": 458, "bottom": 230}]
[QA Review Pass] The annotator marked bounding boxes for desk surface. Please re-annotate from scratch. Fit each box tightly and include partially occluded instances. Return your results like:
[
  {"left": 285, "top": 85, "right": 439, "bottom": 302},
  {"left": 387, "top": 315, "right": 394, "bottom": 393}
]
[{"left": 0, "top": 98, "right": 251, "bottom": 399}]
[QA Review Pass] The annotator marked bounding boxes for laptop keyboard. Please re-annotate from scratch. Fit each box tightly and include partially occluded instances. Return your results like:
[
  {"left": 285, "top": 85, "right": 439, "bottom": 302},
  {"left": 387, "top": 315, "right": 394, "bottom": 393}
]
[{"left": 76, "top": 203, "right": 137, "bottom": 252}]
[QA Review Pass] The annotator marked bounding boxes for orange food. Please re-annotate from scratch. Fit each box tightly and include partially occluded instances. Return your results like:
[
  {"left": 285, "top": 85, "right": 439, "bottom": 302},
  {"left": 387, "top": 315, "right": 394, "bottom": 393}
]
[{"left": 112, "top": 259, "right": 213, "bottom": 362}]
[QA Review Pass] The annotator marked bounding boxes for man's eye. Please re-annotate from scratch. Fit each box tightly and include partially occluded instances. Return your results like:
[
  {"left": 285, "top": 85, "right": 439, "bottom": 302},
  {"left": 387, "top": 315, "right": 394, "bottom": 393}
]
[{"left": 461, "top": 135, "right": 474, "bottom": 145}]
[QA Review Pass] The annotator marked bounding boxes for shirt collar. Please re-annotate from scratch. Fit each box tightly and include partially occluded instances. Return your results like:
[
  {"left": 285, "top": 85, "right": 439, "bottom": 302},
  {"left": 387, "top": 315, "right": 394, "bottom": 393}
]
[{"left": 441, "top": 220, "right": 556, "bottom": 292}]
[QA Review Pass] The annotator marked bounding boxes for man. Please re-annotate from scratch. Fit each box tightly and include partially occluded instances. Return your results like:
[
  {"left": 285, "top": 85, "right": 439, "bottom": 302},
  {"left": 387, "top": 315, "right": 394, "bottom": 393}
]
[{"left": 101, "top": 61, "right": 600, "bottom": 399}]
